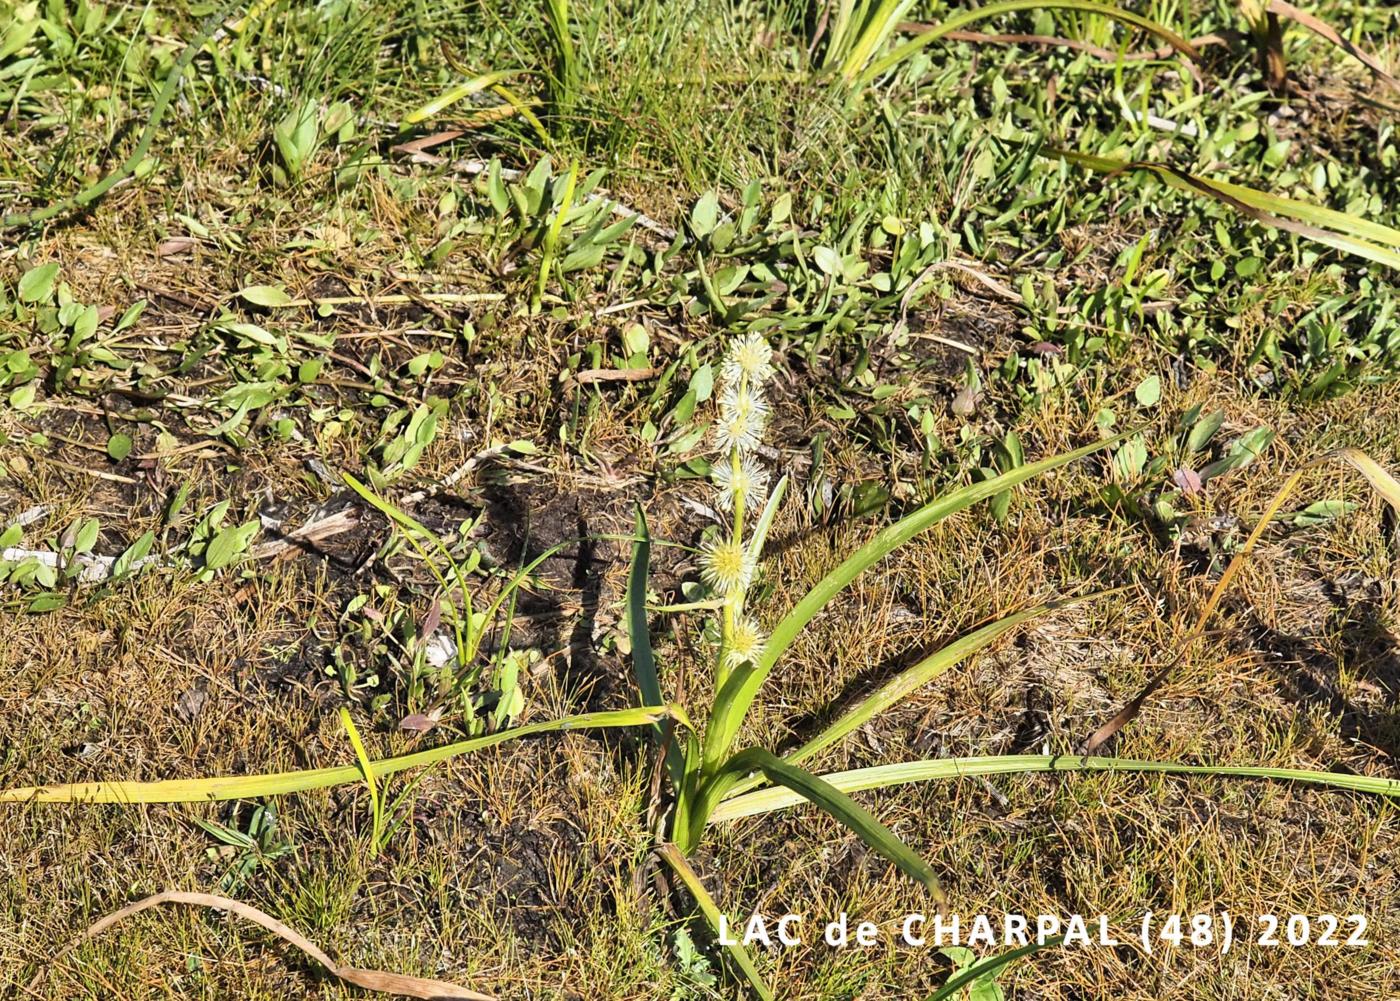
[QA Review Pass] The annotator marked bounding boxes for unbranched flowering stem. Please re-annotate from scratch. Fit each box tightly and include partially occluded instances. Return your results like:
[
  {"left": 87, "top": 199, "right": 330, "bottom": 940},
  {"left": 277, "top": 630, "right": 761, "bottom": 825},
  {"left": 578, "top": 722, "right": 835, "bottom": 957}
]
[
  {"left": 717, "top": 375, "right": 751, "bottom": 689},
  {"left": 703, "top": 338, "right": 774, "bottom": 696}
]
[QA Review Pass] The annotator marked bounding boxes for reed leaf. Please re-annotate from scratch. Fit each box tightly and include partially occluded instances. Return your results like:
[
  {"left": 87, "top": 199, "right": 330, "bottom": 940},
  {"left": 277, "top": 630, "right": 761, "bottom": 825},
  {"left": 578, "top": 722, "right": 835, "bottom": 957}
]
[
  {"left": 629, "top": 506, "right": 685, "bottom": 785},
  {"left": 1266, "top": 0, "right": 1399, "bottom": 94},
  {"left": 1334, "top": 447, "right": 1400, "bottom": 508},
  {"left": 0, "top": 707, "right": 678, "bottom": 804},
  {"left": 402, "top": 70, "right": 519, "bottom": 125},
  {"left": 1055, "top": 151, "right": 1400, "bottom": 270},
  {"left": 339, "top": 708, "right": 382, "bottom": 844},
  {"left": 656, "top": 844, "right": 775, "bottom": 1001},
  {"left": 709, "top": 754, "right": 1400, "bottom": 822},
  {"left": 722, "top": 591, "right": 1120, "bottom": 801},
  {"left": 699, "top": 748, "right": 945, "bottom": 903},
  {"left": 745, "top": 475, "right": 789, "bottom": 565},
  {"left": 543, "top": 0, "right": 577, "bottom": 111},
  {"left": 858, "top": 0, "right": 1198, "bottom": 84},
  {"left": 831, "top": 0, "right": 920, "bottom": 77}
]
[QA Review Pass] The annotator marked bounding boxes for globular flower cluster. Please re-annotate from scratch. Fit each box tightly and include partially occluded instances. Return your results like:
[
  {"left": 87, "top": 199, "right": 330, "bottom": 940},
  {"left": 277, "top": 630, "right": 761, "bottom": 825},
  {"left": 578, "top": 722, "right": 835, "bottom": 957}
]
[
  {"left": 725, "top": 616, "right": 766, "bottom": 672},
  {"left": 714, "top": 383, "right": 768, "bottom": 455},
  {"left": 700, "top": 333, "right": 776, "bottom": 674},
  {"left": 700, "top": 535, "right": 754, "bottom": 596},
  {"left": 711, "top": 452, "right": 769, "bottom": 511}
]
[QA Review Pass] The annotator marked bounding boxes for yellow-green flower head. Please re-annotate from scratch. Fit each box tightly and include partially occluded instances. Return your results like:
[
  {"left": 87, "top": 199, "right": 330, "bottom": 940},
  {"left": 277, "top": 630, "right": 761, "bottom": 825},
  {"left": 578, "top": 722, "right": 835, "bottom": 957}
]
[
  {"left": 722, "top": 333, "right": 775, "bottom": 386},
  {"left": 711, "top": 453, "right": 769, "bottom": 510},
  {"left": 700, "top": 535, "right": 754, "bottom": 596},
  {"left": 725, "top": 617, "right": 767, "bottom": 670},
  {"left": 715, "top": 382, "right": 768, "bottom": 453}
]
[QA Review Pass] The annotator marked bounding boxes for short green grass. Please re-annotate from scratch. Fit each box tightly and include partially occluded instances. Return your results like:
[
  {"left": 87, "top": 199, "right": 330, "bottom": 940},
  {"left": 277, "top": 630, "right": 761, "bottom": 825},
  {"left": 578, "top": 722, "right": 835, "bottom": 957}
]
[{"left": 3, "top": 0, "right": 1400, "bottom": 998}]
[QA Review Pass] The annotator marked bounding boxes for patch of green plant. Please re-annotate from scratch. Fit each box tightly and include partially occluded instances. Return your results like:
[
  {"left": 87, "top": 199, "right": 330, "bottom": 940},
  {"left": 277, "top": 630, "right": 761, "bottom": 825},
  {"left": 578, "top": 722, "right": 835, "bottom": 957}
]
[
  {"left": 929, "top": 937, "right": 1066, "bottom": 1001},
  {"left": 340, "top": 471, "right": 568, "bottom": 732},
  {"left": 194, "top": 803, "right": 294, "bottom": 893}
]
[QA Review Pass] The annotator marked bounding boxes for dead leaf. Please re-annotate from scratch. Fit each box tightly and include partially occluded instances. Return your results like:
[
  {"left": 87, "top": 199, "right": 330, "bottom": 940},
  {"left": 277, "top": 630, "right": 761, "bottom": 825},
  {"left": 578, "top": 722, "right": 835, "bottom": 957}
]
[
  {"left": 390, "top": 130, "right": 466, "bottom": 158},
  {"left": 399, "top": 712, "right": 441, "bottom": 735},
  {"left": 1267, "top": 0, "right": 1399, "bottom": 92},
  {"left": 1172, "top": 467, "right": 1204, "bottom": 496},
  {"left": 421, "top": 599, "right": 442, "bottom": 640},
  {"left": 156, "top": 236, "right": 197, "bottom": 257},
  {"left": 175, "top": 688, "right": 208, "bottom": 723},
  {"left": 31, "top": 889, "right": 493, "bottom": 1000},
  {"left": 950, "top": 385, "right": 981, "bottom": 418}
]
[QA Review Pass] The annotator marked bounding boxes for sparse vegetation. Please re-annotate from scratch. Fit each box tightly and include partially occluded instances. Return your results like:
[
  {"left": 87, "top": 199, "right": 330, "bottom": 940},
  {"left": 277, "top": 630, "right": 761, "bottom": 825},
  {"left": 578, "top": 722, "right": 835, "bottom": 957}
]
[{"left": 3, "top": 0, "right": 1400, "bottom": 998}]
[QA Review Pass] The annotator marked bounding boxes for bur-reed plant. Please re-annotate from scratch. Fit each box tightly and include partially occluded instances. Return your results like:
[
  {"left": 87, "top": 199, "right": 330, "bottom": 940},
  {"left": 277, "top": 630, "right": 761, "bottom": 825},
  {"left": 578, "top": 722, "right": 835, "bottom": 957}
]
[
  {"left": 632, "top": 334, "right": 1136, "bottom": 897},
  {"left": 6, "top": 335, "right": 1400, "bottom": 1000},
  {"left": 816, "top": 0, "right": 1196, "bottom": 85},
  {"left": 632, "top": 335, "right": 1400, "bottom": 996},
  {"left": 626, "top": 336, "right": 1130, "bottom": 994}
]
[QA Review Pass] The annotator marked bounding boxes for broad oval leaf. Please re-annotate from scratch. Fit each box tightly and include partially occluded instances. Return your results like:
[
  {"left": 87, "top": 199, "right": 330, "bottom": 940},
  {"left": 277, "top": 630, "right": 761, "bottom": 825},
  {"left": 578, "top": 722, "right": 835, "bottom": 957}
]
[
  {"left": 17, "top": 262, "right": 60, "bottom": 304},
  {"left": 238, "top": 284, "right": 293, "bottom": 308},
  {"left": 106, "top": 433, "right": 133, "bottom": 461}
]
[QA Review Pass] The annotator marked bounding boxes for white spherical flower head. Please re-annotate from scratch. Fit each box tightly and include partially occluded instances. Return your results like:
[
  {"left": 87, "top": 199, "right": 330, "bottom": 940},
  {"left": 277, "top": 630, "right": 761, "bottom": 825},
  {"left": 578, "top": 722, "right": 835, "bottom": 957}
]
[
  {"left": 700, "top": 535, "right": 754, "bottom": 596},
  {"left": 711, "top": 454, "right": 770, "bottom": 510},
  {"left": 714, "top": 382, "right": 768, "bottom": 453},
  {"left": 725, "top": 617, "right": 767, "bottom": 670},
  {"left": 722, "top": 333, "right": 775, "bottom": 385}
]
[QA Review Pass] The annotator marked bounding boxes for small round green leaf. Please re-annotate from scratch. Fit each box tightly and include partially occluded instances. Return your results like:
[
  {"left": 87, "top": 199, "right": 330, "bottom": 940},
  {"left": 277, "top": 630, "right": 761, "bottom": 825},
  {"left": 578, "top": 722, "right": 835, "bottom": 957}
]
[
  {"left": 1133, "top": 375, "right": 1162, "bottom": 408},
  {"left": 18, "top": 263, "right": 60, "bottom": 304},
  {"left": 107, "top": 433, "right": 134, "bottom": 461}
]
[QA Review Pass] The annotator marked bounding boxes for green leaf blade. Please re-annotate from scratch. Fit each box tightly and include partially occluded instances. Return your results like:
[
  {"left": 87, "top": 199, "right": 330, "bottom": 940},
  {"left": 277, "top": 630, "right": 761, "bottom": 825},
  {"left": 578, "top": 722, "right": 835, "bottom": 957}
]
[
  {"left": 0, "top": 707, "right": 677, "bottom": 804},
  {"left": 656, "top": 844, "right": 775, "bottom": 1001},
  {"left": 721, "top": 593, "right": 1118, "bottom": 802},
  {"left": 720, "top": 748, "right": 946, "bottom": 904},
  {"left": 710, "top": 754, "right": 1400, "bottom": 823},
  {"left": 628, "top": 506, "right": 685, "bottom": 785},
  {"left": 860, "top": 0, "right": 1198, "bottom": 85}
]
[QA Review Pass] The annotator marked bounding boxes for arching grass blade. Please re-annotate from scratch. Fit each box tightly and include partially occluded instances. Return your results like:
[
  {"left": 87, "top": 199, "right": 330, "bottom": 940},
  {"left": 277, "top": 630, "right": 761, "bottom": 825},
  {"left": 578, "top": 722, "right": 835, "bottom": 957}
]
[
  {"left": 858, "top": 0, "right": 1198, "bottom": 85},
  {"left": 1054, "top": 151, "right": 1400, "bottom": 270},
  {"left": 629, "top": 506, "right": 685, "bottom": 786},
  {"left": 1, "top": 707, "right": 679, "bottom": 804},
  {"left": 709, "top": 754, "right": 1400, "bottom": 823},
  {"left": 722, "top": 590, "right": 1123, "bottom": 801},
  {"left": 656, "top": 844, "right": 775, "bottom": 1001},
  {"left": 701, "top": 428, "right": 1134, "bottom": 774},
  {"left": 696, "top": 749, "right": 945, "bottom": 904}
]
